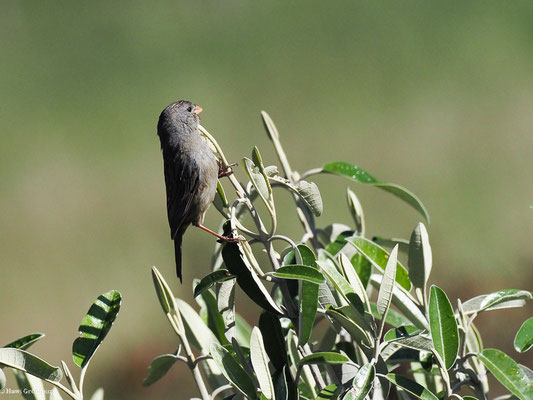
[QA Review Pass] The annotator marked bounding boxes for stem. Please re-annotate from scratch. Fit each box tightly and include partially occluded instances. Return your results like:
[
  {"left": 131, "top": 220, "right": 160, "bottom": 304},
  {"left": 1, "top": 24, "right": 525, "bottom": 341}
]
[{"left": 210, "top": 384, "right": 233, "bottom": 400}]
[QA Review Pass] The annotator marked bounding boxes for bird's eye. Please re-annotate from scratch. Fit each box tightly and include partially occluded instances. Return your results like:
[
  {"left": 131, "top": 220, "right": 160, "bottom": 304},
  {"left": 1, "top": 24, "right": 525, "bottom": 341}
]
[{"left": 186, "top": 106, "right": 193, "bottom": 112}]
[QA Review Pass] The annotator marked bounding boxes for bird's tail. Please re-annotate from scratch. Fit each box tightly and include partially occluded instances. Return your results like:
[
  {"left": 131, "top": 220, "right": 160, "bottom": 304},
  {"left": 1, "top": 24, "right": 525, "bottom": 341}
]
[{"left": 174, "top": 235, "right": 183, "bottom": 283}]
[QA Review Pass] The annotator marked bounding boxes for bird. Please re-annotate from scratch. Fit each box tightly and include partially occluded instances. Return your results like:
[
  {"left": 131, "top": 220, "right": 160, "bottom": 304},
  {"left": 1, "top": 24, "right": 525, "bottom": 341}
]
[{"left": 157, "top": 100, "right": 238, "bottom": 282}]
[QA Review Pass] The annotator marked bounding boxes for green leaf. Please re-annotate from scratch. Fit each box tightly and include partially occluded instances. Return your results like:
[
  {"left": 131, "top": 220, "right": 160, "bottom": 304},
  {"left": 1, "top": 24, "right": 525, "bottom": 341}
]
[
  {"left": 479, "top": 348, "right": 533, "bottom": 400},
  {"left": 142, "top": 353, "right": 179, "bottom": 386},
  {"left": 322, "top": 161, "right": 429, "bottom": 222},
  {"left": 235, "top": 313, "right": 252, "bottom": 348},
  {"left": 317, "top": 256, "right": 363, "bottom": 310},
  {"left": 408, "top": 223, "right": 432, "bottom": 292},
  {"left": 385, "top": 374, "right": 438, "bottom": 400},
  {"left": 369, "top": 274, "right": 428, "bottom": 330},
  {"left": 271, "top": 265, "right": 325, "bottom": 284},
  {"left": 222, "top": 238, "right": 283, "bottom": 315},
  {"left": 210, "top": 342, "right": 258, "bottom": 399},
  {"left": 429, "top": 286, "right": 458, "bottom": 370},
  {"left": 515, "top": 317, "right": 533, "bottom": 353},
  {"left": 347, "top": 237, "right": 411, "bottom": 291},
  {"left": 0, "top": 348, "right": 62, "bottom": 382},
  {"left": 339, "top": 253, "right": 371, "bottom": 314},
  {"left": 370, "top": 303, "right": 410, "bottom": 328},
  {"left": 196, "top": 287, "right": 229, "bottom": 346},
  {"left": 346, "top": 188, "right": 365, "bottom": 236},
  {"left": 176, "top": 299, "right": 218, "bottom": 353},
  {"left": 388, "top": 334, "right": 434, "bottom": 352},
  {"left": 299, "top": 352, "right": 349, "bottom": 365},
  {"left": 298, "top": 245, "right": 320, "bottom": 345},
  {"left": 244, "top": 147, "right": 274, "bottom": 212},
  {"left": 383, "top": 325, "right": 421, "bottom": 342},
  {"left": 462, "top": 289, "right": 532, "bottom": 314},
  {"left": 325, "top": 308, "right": 373, "bottom": 347},
  {"left": 151, "top": 266, "right": 177, "bottom": 315},
  {"left": 317, "top": 384, "right": 341, "bottom": 399},
  {"left": 194, "top": 270, "right": 235, "bottom": 298},
  {"left": 269, "top": 175, "right": 323, "bottom": 217},
  {"left": 377, "top": 245, "right": 398, "bottom": 321},
  {"left": 218, "top": 279, "right": 237, "bottom": 344},
  {"left": 3, "top": 333, "right": 45, "bottom": 351},
  {"left": 261, "top": 110, "right": 279, "bottom": 141},
  {"left": 72, "top": 290, "right": 121, "bottom": 368},
  {"left": 343, "top": 363, "right": 375, "bottom": 400},
  {"left": 250, "top": 327, "right": 275, "bottom": 399},
  {"left": 213, "top": 180, "right": 230, "bottom": 217}
]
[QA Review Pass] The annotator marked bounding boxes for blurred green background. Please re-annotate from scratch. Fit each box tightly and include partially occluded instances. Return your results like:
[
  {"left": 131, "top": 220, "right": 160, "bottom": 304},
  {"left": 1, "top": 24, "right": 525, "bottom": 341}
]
[{"left": 1, "top": 1, "right": 532, "bottom": 399}]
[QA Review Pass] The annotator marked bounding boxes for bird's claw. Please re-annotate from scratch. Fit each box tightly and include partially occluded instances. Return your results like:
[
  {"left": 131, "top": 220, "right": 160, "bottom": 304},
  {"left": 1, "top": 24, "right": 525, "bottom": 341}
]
[
  {"left": 216, "top": 234, "right": 246, "bottom": 244},
  {"left": 218, "top": 162, "right": 237, "bottom": 178}
]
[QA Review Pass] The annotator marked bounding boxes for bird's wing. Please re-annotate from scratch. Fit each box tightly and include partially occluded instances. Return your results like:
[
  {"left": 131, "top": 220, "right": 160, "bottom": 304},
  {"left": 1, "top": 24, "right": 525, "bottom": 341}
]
[{"left": 163, "top": 150, "right": 200, "bottom": 239}]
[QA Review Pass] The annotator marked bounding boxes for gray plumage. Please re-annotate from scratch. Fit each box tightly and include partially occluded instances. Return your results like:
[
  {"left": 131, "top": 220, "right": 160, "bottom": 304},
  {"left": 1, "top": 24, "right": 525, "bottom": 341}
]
[{"left": 157, "top": 100, "right": 218, "bottom": 282}]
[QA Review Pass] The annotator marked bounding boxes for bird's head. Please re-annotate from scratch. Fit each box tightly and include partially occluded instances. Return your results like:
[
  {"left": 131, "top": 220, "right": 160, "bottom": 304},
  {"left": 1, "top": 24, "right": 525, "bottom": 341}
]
[{"left": 157, "top": 100, "right": 203, "bottom": 140}]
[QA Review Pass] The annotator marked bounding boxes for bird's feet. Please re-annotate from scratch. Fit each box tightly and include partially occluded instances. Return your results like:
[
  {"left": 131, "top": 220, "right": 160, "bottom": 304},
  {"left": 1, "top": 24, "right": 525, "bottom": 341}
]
[
  {"left": 216, "top": 235, "right": 246, "bottom": 244},
  {"left": 218, "top": 162, "right": 237, "bottom": 178}
]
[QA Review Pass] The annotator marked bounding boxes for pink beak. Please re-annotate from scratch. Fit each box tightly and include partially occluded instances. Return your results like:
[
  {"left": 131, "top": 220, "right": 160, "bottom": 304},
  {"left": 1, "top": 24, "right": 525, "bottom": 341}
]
[{"left": 194, "top": 105, "right": 203, "bottom": 115}]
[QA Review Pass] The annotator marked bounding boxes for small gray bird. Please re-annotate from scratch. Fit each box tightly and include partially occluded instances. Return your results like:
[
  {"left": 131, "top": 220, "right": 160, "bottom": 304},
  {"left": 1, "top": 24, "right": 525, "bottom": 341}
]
[{"left": 157, "top": 100, "right": 236, "bottom": 282}]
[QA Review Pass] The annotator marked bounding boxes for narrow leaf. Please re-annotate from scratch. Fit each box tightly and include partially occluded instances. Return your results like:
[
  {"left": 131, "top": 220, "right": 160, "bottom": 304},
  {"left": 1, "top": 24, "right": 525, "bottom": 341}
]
[
  {"left": 429, "top": 286, "right": 459, "bottom": 370},
  {"left": 514, "top": 317, "right": 533, "bottom": 353},
  {"left": 151, "top": 266, "right": 177, "bottom": 315},
  {"left": 299, "top": 352, "right": 349, "bottom": 365},
  {"left": 176, "top": 299, "right": 218, "bottom": 354},
  {"left": 372, "top": 236, "right": 409, "bottom": 254},
  {"left": 0, "top": 348, "right": 62, "bottom": 382},
  {"left": 250, "top": 327, "right": 275, "bottom": 399},
  {"left": 479, "top": 348, "right": 533, "bottom": 400},
  {"left": 222, "top": 239, "right": 283, "bottom": 315},
  {"left": 49, "top": 387, "right": 63, "bottom": 400},
  {"left": 322, "top": 161, "right": 429, "bottom": 222},
  {"left": 142, "top": 354, "right": 179, "bottom": 386},
  {"left": 325, "top": 308, "right": 373, "bottom": 347},
  {"left": 213, "top": 180, "right": 230, "bottom": 217},
  {"left": 271, "top": 265, "right": 325, "bottom": 284},
  {"left": 210, "top": 343, "right": 257, "bottom": 399},
  {"left": 343, "top": 363, "right": 375, "bottom": 400},
  {"left": 317, "top": 384, "right": 341, "bottom": 399},
  {"left": 269, "top": 175, "right": 323, "bottom": 217},
  {"left": 346, "top": 188, "right": 365, "bottom": 236},
  {"left": 259, "top": 312, "right": 288, "bottom": 371},
  {"left": 385, "top": 374, "right": 438, "bottom": 400},
  {"left": 72, "top": 290, "right": 121, "bottom": 368},
  {"left": 194, "top": 270, "right": 235, "bottom": 298},
  {"left": 298, "top": 245, "right": 320, "bottom": 345},
  {"left": 462, "top": 289, "right": 532, "bottom": 314},
  {"left": 89, "top": 388, "right": 104, "bottom": 400},
  {"left": 347, "top": 237, "right": 411, "bottom": 291},
  {"left": 377, "top": 245, "right": 398, "bottom": 319},
  {"left": 3, "top": 333, "right": 45, "bottom": 351},
  {"left": 408, "top": 223, "right": 432, "bottom": 291},
  {"left": 14, "top": 370, "right": 45, "bottom": 400}
]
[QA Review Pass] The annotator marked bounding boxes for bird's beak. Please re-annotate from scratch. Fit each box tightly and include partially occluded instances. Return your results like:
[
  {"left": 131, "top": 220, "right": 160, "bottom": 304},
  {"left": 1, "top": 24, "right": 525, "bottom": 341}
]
[{"left": 194, "top": 105, "right": 203, "bottom": 115}]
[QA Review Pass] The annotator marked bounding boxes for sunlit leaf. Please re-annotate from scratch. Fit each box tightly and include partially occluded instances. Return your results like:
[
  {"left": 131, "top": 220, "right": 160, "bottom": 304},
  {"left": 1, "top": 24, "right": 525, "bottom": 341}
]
[
  {"left": 210, "top": 343, "right": 257, "bottom": 399},
  {"left": 89, "top": 388, "right": 104, "bottom": 400},
  {"left": 322, "top": 161, "right": 429, "bottom": 222},
  {"left": 429, "top": 286, "right": 458, "bottom": 370},
  {"left": 408, "top": 223, "right": 432, "bottom": 292},
  {"left": 343, "top": 363, "right": 374, "bottom": 400},
  {"left": 346, "top": 188, "right": 365, "bottom": 236},
  {"left": 377, "top": 245, "right": 398, "bottom": 322},
  {"left": 347, "top": 237, "right": 411, "bottom": 291},
  {"left": 194, "top": 270, "right": 235, "bottom": 298},
  {"left": 514, "top": 317, "right": 533, "bottom": 353},
  {"left": 0, "top": 348, "right": 62, "bottom": 382},
  {"left": 299, "top": 352, "right": 349, "bottom": 365},
  {"left": 462, "top": 289, "right": 532, "bottom": 314},
  {"left": 250, "top": 327, "right": 274, "bottom": 399},
  {"left": 271, "top": 265, "right": 325, "bottom": 284},
  {"left": 72, "top": 290, "right": 121, "bottom": 368},
  {"left": 269, "top": 175, "right": 323, "bottom": 217},
  {"left": 13, "top": 370, "right": 45, "bottom": 400},
  {"left": 3, "top": 333, "right": 45, "bottom": 351},
  {"left": 479, "top": 348, "right": 533, "bottom": 400},
  {"left": 151, "top": 266, "right": 177, "bottom": 315}
]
